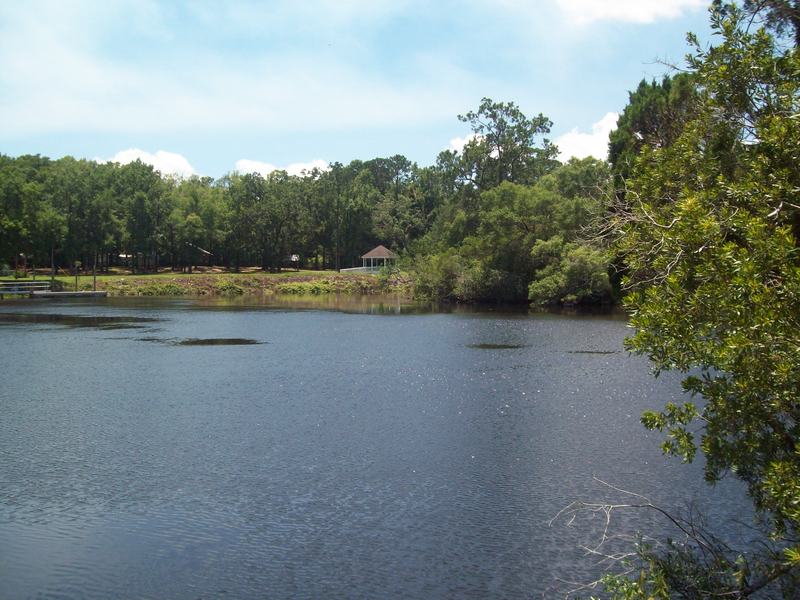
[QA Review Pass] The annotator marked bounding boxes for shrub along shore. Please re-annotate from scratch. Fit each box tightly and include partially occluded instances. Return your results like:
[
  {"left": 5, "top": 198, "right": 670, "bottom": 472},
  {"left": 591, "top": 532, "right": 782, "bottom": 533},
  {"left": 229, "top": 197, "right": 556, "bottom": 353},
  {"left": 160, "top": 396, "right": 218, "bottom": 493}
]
[{"left": 0, "top": 269, "right": 413, "bottom": 298}]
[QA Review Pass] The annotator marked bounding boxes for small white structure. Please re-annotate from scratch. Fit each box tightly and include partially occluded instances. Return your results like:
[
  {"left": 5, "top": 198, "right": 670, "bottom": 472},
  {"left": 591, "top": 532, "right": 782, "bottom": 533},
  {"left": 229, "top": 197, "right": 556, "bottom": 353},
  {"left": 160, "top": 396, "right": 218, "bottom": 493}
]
[
  {"left": 360, "top": 245, "right": 398, "bottom": 271},
  {"left": 341, "top": 245, "right": 399, "bottom": 273}
]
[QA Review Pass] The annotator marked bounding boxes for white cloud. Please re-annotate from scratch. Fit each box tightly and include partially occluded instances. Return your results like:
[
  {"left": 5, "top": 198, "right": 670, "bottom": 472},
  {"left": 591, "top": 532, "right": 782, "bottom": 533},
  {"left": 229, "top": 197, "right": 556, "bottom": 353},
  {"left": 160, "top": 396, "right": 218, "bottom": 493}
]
[
  {"left": 447, "top": 133, "right": 481, "bottom": 153},
  {"left": 235, "top": 159, "right": 278, "bottom": 176},
  {"left": 556, "top": 0, "right": 707, "bottom": 24},
  {"left": 103, "top": 148, "right": 196, "bottom": 177},
  {"left": 555, "top": 112, "right": 618, "bottom": 161},
  {"left": 235, "top": 158, "right": 329, "bottom": 177},
  {"left": 0, "top": 2, "right": 472, "bottom": 139}
]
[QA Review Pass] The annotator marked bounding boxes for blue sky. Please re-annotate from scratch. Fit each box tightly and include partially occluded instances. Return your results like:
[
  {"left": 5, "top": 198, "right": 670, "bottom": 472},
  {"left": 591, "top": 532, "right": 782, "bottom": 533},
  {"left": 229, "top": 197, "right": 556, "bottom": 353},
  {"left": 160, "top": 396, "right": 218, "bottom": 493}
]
[{"left": 0, "top": 0, "right": 714, "bottom": 178}]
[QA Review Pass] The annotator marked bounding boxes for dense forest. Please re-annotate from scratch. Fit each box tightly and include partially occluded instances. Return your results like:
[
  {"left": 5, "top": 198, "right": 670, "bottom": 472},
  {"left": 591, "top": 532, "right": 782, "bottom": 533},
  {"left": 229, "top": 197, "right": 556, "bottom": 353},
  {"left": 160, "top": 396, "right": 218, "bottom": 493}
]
[
  {"left": 0, "top": 96, "right": 620, "bottom": 306},
  {"left": 0, "top": 152, "right": 439, "bottom": 275}
]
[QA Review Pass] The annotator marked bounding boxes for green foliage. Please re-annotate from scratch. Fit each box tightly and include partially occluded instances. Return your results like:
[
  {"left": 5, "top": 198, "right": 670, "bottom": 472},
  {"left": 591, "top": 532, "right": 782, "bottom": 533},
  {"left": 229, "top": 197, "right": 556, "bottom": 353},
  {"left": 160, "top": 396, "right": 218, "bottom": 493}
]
[
  {"left": 641, "top": 401, "right": 699, "bottom": 462},
  {"left": 598, "top": 536, "right": 751, "bottom": 600},
  {"left": 137, "top": 282, "right": 187, "bottom": 296},
  {"left": 276, "top": 280, "right": 335, "bottom": 295},
  {"left": 273, "top": 277, "right": 382, "bottom": 295},
  {"left": 0, "top": 149, "right": 447, "bottom": 276},
  {"left": 608, "top": 73, "right": 698, "bottom": 186},
  {"left": 412, "top": 251, "right": 466, "bottom": 302},
  {"left": 541, "top": 156, "right": 611, "bottom": 201},
  {"left": 528, "top": 237, "right": 612, "bottom": 305},
  {"left": 457, "top": 97, "right": 559, "bottom": 189},
  {"left": 609, "top": 2, "right": 800, "bottom": 596},
  {"left": 0, "top": 98, "right": 614, "bottom": 307},
  {"left": 414, "top": 156, "right": 613, "bottom": 305},
  {"left": 375, "top": 264, "right": 400, "bottom": 290},
  {"left": 738, "top": 0, "right": 800, "bottom": 46},
  {"left": 213, "top": 280, "right": 244, "bottom": 296}
]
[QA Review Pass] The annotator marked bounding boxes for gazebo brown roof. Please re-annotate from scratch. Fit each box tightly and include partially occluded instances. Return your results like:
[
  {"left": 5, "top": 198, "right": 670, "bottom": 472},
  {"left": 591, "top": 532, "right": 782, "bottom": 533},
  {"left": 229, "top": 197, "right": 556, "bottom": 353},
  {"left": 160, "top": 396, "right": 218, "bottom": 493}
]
[{"left": 360, "top": 245, "right": 398, "bottom": 260}]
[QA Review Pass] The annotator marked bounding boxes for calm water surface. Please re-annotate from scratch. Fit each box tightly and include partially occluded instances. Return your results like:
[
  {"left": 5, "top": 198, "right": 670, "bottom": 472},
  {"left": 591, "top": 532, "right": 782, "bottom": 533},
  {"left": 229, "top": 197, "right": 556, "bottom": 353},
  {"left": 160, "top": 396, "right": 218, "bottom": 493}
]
[{"left": 0, "top": 296, "right": 750, "bottom": 598}]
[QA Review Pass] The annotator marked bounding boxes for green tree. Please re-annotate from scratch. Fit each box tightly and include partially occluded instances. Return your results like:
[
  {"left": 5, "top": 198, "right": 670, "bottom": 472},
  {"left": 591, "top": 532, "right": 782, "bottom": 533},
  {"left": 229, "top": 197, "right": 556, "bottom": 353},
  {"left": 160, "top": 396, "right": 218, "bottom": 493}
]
[
  {"left": 32, "top": 202, "right": 67, "bottom": 282},
  {"left": 608, "top": 74, "right": 698, "bottom": 187},
  {"left": 415, "top": 171, "right": 610, "bottom": 304},
  {"left": 739, "top": 0, "right": 800, "bottom": 46},
  {"left": 224, "top": 172, "right": 262, "bottom": 271},
  {"left": 458, "top": 97, "right": 558, "bottom": 189},
  {"left": 111, "top": 160, "right": 166, "bottom": 272},
  {"left": 607, "top": 3, "right": 800, "bottom": 596},
  {"left": 527, "top": 236, "right": 612, "bottom": 306}
]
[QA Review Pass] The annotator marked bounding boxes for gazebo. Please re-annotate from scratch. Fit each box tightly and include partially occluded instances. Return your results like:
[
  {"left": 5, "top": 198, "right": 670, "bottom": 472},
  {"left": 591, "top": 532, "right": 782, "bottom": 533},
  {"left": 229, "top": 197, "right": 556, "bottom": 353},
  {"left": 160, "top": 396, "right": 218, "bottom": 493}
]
[{"left": 360, "top": 245, "right": 398, "bottom": 271}]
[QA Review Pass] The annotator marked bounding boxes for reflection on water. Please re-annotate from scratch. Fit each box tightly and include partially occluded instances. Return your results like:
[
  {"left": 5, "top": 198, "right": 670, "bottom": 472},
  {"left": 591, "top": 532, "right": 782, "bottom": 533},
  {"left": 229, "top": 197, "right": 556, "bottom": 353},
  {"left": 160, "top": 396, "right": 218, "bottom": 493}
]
[
  {"left": 0, "top": 312, "right": 160, "bottom": 328},
  {"left": 195, "top": 292, "right": 421, "bottom": 314},
  {"left": 0, "top": 296, "right": 749, "bottom": 599}
]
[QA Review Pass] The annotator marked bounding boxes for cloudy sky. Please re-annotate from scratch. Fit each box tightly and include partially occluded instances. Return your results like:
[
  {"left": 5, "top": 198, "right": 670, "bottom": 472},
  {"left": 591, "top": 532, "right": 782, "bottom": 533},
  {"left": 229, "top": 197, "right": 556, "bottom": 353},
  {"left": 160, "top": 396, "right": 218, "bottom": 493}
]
[{"left": 0, "top": 0, "right": 712, "bottom": 178}]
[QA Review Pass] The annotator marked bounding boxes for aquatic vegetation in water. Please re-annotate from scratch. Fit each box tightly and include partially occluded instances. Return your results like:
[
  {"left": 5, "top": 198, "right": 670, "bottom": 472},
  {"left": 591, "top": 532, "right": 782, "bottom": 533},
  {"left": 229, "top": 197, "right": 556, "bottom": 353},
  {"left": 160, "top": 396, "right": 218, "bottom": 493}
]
[
  {"left": 276, "top": 280, "right": 335, "bottom": 295},
  {"left": 137, "top": 283, "right": 187, "bottom": 296},
  {"left": 213, "top": 280, "right": 245, "bottom": 296},
  {"left": 174, "top": 338, "right": 262, "bottom": 346},
  {"left": 118, "top": 336, "right": 262, "bottom": 345},
  {"left": 466, "top": 343, "right": 529, "bottom": 350}
]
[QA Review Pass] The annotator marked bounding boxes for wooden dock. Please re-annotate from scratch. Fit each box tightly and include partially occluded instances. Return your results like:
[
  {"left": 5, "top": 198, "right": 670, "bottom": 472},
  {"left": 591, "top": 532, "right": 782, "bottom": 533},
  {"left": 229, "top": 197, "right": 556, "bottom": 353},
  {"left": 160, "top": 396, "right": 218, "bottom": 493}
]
[
  {"left": 0, "top": 281, "right": 108, "bottom": 299},
  {"left": 31, "top": 291, "right": 108, "bottom": 298},
  {"left": 0, "top": 281, "right": 51, "bottom": 298}
]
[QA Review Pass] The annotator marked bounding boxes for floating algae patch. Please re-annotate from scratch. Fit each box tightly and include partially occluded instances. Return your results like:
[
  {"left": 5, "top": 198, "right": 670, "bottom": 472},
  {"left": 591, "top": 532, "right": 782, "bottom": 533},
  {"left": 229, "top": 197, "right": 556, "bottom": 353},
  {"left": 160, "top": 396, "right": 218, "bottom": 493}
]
[
  {"left": 467, "top": 343, "right": 529, "bottom": 350},
  {"left": 174, "top": 338, "right": 262, "bottom": 346},
  {"left": 0, "top": 313, "right": 161, "bottom": 329},
  {"left": 118, "top": 336, "right": 261, "bottom": 346}
]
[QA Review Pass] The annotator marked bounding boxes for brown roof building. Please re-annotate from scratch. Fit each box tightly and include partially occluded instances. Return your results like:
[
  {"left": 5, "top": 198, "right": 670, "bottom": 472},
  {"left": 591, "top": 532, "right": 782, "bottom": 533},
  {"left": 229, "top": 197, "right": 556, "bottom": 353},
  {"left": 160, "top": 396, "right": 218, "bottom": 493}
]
[
  {"left": 361, "top": 245, "right": 398, "bottom": 260},
  {"left": 360, "top": 245, "right": 398, "bottom": 270}
]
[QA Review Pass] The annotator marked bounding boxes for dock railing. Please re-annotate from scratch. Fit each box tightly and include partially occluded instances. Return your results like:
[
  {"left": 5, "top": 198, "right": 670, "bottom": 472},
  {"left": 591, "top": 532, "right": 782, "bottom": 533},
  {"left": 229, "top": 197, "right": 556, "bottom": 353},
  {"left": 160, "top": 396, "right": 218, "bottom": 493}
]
[{"left": 0, "top": 281, "right": 52, "bottom": 298}]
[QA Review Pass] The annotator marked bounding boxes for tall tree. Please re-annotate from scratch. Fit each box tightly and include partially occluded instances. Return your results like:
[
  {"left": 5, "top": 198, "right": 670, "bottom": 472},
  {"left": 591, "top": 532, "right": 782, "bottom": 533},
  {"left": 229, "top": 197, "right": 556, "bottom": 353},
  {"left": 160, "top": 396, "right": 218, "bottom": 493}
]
[
  {"left": 739, "top": 0, "right": 800, "bottom": 46},
  {"left": 457, "top": 97, "right": 558, "bottom": 190},
  {"left": 607, "top": 2, "right": 800, "bottom": 596},
  {"left": 608, "top": 74, "right": 698, "bottom": 187}
]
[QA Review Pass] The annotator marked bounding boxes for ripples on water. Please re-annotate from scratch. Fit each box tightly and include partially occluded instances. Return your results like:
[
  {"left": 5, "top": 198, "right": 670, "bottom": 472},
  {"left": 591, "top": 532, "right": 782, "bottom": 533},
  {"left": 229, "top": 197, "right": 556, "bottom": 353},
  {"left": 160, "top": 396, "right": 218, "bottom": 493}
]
[{"left": 0, "top": 296, "right": 751, "bottom": 599}]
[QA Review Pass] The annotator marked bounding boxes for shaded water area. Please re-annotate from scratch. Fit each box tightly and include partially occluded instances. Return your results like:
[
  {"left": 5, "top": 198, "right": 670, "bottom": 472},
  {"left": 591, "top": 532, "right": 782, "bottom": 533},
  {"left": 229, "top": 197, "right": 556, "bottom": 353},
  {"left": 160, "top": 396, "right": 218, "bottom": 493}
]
[{"left": 0, "top": 295, "right": 751, "bottom": 598}]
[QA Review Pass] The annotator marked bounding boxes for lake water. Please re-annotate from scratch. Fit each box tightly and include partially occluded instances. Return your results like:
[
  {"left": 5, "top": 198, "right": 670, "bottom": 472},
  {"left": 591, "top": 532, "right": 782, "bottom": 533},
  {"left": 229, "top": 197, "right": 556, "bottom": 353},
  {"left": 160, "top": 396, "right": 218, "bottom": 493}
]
[{"left": 0, "top": 296, "right": 750, "bottom": 598}]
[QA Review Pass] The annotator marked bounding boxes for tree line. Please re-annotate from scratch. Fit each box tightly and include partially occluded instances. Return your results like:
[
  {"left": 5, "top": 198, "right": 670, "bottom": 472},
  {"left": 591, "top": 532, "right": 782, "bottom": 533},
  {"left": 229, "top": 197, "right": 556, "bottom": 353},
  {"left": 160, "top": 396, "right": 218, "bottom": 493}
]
[
  {"left": 0, "top": 97, "right": 625, "bottom": 307},
  {"left": 0, "top": 152, "right": 449, "bottom": 276}
]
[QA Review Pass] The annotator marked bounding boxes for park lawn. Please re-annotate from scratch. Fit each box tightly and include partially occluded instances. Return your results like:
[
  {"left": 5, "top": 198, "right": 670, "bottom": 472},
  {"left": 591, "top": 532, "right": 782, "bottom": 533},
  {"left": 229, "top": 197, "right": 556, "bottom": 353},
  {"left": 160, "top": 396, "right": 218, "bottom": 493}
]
[{"left": 0, "top": 269, "right": 412, "bottom": 297}]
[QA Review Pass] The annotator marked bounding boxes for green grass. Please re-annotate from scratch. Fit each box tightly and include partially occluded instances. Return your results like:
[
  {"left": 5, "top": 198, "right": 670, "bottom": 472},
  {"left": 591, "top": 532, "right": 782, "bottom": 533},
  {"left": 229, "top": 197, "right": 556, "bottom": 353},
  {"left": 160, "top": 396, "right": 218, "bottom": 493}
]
[
  {"left": 0, "top": 269, "right": 412, "bottom": 297},
  {"left": 0, "top": 269, "right": 334, "bottom": 282}
]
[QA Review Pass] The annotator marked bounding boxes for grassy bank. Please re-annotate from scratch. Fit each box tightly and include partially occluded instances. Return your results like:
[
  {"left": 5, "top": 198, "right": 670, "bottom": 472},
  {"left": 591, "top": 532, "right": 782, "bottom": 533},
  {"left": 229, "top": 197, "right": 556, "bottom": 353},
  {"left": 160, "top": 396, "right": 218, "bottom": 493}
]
[{"left": 1, "top": 269, "right": 413, "bottom": 297}]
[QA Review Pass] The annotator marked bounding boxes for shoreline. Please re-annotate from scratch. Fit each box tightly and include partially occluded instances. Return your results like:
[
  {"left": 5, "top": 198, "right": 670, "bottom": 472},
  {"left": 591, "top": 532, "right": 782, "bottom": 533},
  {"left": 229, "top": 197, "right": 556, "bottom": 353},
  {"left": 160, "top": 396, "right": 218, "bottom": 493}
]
[{"left": 0, "top": 270, "right": 413, "bottom": 298}]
